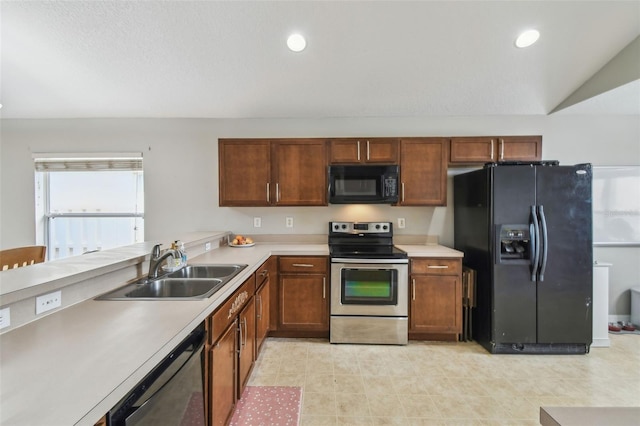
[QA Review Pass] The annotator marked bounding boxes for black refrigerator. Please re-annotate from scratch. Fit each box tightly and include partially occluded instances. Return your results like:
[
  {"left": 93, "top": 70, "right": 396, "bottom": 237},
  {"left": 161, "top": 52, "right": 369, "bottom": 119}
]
[{"left": 454, "top": 162, "right": 593, "bottom": 354}]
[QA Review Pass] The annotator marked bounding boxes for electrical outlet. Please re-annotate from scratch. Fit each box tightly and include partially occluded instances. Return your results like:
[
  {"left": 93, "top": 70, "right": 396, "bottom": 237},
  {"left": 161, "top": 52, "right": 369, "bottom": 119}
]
[
  {"left": 286, "top": 217, "right": 294, "bottom": 228},
  {"left": 205, "top": 242, "right": 211, "bottom": 251},
  {"left": 36, "top": 291, "right": 62, "bottom": 315},
  {"left": 0, "top": 307, "right": 10, "bottom": 329},
  {"left": 398, "top": 218, "right": 406, "bottom": 229},
  {"left": 253, "top": 217, "right": 262, "bottom": 228}
]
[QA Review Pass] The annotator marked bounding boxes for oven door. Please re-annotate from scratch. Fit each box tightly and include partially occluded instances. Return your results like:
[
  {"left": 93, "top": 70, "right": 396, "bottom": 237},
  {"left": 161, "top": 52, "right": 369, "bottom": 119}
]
[{"left": 331, "top": 261, "right": 408, "bottom": 316}]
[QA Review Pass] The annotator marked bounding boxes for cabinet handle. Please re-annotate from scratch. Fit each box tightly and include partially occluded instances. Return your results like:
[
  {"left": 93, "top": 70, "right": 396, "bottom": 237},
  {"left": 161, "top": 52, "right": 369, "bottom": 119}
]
[
  {"left": 323, "top": 277, "right": 326, "bottom": 299},
  {"left": 490, "top": 139, "right": 495, "bottom": 161},
  {"left": 266, "top": 183, "right": 270, "bottom": 203},
  {"left": 276, "top": 183, "right": 280, "bottom": 203},
  {"left": 499, "top": 139, "right": 504, "bottom": 160},
  {"left": 401, "top": 182, "right": 405, "bottom": 203},
  {"left": 427, "top": 265, "right": 449, "bottom": 269},
  {"left": 260, "top": 270, "right": 268, "bottom": 277},
  {"left": 412, "top": 279, "right": 416, "bottom": 301},
  {"left": 257, "top": 295, "right": 262, "bottom": 319},
  {"left": 292, "top": 263, "right": 314, "bottom": 267},
  {"left": 243, "top": 318, "right": 248, "bottom": 347},
  {"left": 237, "top": 319, "right": 243, "bottom": 354},
  {"left": 366, "top": 140, "right": 370, "bottom": 160},
  {"left": 357, "top": 141, "right": 361, "bottom": 161},
  {"left": 239, "top": 317, "right": 247, "bottom": 348}
]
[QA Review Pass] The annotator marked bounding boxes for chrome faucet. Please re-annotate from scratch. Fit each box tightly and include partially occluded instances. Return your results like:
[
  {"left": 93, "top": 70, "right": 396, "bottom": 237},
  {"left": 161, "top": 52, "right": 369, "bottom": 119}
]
[{"left": 148, "top": 244, "right": 181, "bottom": 279}]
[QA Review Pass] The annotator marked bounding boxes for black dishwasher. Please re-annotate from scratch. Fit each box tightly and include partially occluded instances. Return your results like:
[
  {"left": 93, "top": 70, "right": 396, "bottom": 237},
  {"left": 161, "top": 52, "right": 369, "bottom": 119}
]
[{"left": 107, "top": 323, "right": 206, "bottom": 426}]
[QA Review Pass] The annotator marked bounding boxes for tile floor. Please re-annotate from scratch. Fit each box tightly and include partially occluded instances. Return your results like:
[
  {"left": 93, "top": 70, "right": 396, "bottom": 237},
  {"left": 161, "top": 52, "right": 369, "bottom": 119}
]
[{"left": 247, "top": 334, "right": 640, "bottom": 425}]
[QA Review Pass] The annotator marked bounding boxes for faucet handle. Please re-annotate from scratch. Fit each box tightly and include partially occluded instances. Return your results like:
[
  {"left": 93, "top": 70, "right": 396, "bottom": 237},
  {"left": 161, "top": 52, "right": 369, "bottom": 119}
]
[{"left": 152, "top": 244, "right": 162, "bottom": 258}]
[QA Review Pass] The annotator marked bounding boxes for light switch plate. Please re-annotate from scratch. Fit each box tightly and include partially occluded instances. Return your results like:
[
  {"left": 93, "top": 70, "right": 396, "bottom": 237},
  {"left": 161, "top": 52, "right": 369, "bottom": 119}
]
[{"left": 398, "top": 218, "right": 406, "bottom": 229}]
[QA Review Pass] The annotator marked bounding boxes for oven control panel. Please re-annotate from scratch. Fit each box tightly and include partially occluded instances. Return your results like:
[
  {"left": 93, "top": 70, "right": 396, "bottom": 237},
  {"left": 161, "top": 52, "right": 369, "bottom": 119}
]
[{"left": 329, "top": 221, "right": 393, "bottom": 235}]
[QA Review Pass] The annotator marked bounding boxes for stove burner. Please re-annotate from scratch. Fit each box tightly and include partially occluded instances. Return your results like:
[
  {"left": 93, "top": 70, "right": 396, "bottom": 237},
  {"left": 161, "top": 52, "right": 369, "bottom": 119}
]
[{"left": 328, "top": 221, "right": 407, "bottom": 260}]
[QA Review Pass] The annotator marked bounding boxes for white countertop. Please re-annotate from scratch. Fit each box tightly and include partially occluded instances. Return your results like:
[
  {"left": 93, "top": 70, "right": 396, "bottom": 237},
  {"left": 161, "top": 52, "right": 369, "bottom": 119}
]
[{"left": 0, "top": 242, "right": 460, "bottom": 425}]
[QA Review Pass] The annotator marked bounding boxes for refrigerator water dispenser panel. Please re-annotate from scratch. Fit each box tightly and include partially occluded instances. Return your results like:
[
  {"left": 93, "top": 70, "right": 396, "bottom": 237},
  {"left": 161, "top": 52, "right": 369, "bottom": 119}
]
[{"left": 497, "top": 225, "right": 530, "bottom": 263}]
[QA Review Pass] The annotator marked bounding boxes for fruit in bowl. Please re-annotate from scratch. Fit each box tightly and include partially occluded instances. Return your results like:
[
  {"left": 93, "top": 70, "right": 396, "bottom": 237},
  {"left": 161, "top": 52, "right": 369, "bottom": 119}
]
[{"left": 231, "top": 235, "right": 253, "bottom": 245}]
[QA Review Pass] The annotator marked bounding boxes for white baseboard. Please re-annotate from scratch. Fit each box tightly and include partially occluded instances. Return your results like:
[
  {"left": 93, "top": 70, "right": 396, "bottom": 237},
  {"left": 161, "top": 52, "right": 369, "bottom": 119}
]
[{"left": 609, "top": 315, "right": 631, "bottom": 323}]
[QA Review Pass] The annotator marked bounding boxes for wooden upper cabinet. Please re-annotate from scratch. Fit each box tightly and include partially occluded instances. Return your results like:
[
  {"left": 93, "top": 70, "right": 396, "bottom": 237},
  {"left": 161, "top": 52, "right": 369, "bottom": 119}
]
[
  {"left": 272, "top": 139, "right": 327, "bottom": 206},
  {"left": 450, "top": 136, "right": 542, "bottom": 164},
  {"left": 219, "top": 139, "right": 271, "bottom": 206},
  {"left": 329, "top": 138, "right": 399, "bottom": 164},
  {"left": 219, "top": 138, "right": 328, "bottom": 207},
  {"left": 399, "top": 138, "right": 448, "bottom": 206}
]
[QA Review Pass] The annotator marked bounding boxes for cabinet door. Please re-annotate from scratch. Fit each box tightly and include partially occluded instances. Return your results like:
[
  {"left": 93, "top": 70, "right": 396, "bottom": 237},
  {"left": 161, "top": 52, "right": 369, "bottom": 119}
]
[
  {"left": 450, "top": 137, "right": 495, "bottom": 163},
  {"left": 210, "top": 320, "right": 237, "bottom": 426},
  {"left": 329, "top": 138, "right": 398, "bottom": 164},
  {"left": 366, "top": 139, "right": 399, "bottom": 163},
  {"left": 329, "top": 139, "right": 361, "bottom": 163},
  {"left": 279, "top": 274, "right": 328, "bottom": 331},
  {"left": 255, "top": 278, "right": 270, "bottom": 357},
  {"left": 238, "top": 297, "right": 255, "bottom": 398},
  {"left": 219, "top": 139, "right": 271, "bottom": 206},
  {"left": 399, "top": 138, "right": 448, "bottom": 206},
  {"left": 410, "top": 275, "right": 461, "bottom": 334},
  {"left": 272, "top": 139, "right": 327, "bottom": 206},
  {"left": 498, "top": 136, "right": 542, "bottom": 162}
]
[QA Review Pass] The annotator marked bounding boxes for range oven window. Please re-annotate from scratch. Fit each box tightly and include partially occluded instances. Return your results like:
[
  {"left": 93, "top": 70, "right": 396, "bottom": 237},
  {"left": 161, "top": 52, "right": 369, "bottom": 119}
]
[{"left": 341, "top": 268, "right": 398, "bottom": 305}]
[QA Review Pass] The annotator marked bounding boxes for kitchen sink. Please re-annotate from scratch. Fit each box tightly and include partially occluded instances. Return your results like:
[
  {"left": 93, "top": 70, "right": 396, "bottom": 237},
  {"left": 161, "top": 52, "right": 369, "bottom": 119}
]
[
  {"left": 96, "top": 264, "right": 247, "bottom": 300},
  {"left": 167, "top": 264, "right": 246, "bottom": 279},
  {"left": 123, "top": 278, "right": 224, "bottom": 299}
]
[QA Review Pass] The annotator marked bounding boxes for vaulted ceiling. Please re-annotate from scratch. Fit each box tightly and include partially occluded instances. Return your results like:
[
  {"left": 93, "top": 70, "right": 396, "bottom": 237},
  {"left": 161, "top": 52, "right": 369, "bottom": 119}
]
[{"left": 1, "top": 1, "right": 639, "bottom": 119}]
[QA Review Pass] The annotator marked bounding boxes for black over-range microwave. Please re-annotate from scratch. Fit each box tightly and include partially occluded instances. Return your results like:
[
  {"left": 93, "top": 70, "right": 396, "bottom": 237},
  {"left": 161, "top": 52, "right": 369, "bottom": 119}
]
[{"left": 328, "top": 165, "right": 399, "bottom": 204}]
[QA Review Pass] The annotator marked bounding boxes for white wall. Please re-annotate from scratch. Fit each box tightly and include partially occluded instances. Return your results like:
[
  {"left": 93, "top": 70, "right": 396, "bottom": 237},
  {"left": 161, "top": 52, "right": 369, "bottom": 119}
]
[{"left": 1, "top": 115, "right": 639, "bottom": 314}]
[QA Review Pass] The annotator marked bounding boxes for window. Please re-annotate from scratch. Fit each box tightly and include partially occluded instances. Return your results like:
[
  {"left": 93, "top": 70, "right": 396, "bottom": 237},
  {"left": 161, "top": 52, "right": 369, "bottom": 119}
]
[{"left": 34, "top": 153, "right": 144, "bottom": 260}]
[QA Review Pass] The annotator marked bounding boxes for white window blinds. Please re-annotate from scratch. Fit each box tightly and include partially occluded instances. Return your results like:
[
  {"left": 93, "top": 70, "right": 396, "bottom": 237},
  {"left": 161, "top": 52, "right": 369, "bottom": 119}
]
[{"left": 33, "top": 152, "right": 143, "bottom": 172}]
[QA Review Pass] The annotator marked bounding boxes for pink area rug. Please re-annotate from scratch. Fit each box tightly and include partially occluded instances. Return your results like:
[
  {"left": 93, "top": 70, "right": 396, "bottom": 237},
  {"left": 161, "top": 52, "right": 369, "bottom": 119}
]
[{"left": 229, "top": 386, "right": 303, "bottom": 426}]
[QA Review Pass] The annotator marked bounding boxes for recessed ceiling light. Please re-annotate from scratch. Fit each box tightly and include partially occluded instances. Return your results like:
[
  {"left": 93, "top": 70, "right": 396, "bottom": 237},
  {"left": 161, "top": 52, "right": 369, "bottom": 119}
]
[
  {"left": 515, "top": 29, "right": 540, "bottom": 48},
  {"left": 287, "top": 33, "right": 306, "bottom": 52}
]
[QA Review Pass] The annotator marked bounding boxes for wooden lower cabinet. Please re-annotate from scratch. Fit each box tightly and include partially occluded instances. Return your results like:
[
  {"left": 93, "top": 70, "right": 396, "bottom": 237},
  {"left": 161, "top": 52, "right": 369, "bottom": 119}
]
[
  {"left": 209, "top": 319, "right": 237, "bottom": 426},
  {"left": 255, "top": 273, "right": 270, "bottom": 356},
  {"left": 409, "top": 258, "right": 462, "bottom": 341},
  {"left": 238, "top": 296, "right": 255, "bottom": 398},
  {"left": 207, "top": 275, "right": 255, "bottom": 425},
  {"left": 276, "top": 256, "right": 329, "bottom": 336}
]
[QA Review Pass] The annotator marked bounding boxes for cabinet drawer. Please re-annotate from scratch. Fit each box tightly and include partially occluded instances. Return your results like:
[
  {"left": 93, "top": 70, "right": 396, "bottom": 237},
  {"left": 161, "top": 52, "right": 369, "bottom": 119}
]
[
  {"left": 411, "top": 258, "right": 461, "bottom": 275},
  {"left": 279, "top": 256, "right": 327, "bottom": 274},
  {"left": 210, "top": 275, "right": 255, "bottom": 344}
]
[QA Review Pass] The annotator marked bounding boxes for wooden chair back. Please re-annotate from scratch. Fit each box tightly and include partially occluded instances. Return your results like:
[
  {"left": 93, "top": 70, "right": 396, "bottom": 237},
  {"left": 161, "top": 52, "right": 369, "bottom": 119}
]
[{"left": 0, "top": 246, "right": 47, "bottom": 271}]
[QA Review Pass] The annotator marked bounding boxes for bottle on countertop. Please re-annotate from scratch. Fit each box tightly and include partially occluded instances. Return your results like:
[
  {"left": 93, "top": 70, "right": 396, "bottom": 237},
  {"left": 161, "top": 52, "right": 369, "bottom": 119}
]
[{"left": 179, "top": 241, "right": 187, "bottom": 266}]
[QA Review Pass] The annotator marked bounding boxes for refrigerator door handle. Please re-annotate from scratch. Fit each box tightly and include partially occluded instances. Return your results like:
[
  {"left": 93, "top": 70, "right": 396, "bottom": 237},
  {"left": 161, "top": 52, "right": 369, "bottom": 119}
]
[
  {"left": 538, "top": 205, "right": 548, "bottom": 282},
  {"left": 530, "top": 205, "right": 540, "bottom": 282}
]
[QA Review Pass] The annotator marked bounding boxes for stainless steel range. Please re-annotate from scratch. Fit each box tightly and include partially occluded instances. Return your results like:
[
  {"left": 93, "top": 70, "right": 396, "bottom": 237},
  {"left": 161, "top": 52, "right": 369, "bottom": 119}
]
[{"left": 329, "top": 221, "right": 409, "bottom": 345}]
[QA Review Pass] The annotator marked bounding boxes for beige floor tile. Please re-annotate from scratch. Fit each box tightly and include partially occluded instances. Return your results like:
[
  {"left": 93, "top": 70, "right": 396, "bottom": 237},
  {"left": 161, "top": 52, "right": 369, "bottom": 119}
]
[
  {"left": 335, "top": 393, "right": 371, "bottom": 417},
  {"left": 250, "top": 334, "right": 640, "bottom": 425},
  {"left": 305, "top": 373, "right": 336, "bottom": 393},
  {"left": 303, "top": 391, "right": 337, "bottom": 416},
  {"left": 336, "top": 416, "right": 372, "bottom": 425},
  {"left": 301, "top": 415, "right": 338, "bottom": 425},
  {"left": 334, "top": 374, "right": 366, "bottom": 394},
  {"left": 400, "top": 394, "right": 441, "bottom": 418},
  {"left": 367, "top": 393, "right": 406, "bottom": 417}
]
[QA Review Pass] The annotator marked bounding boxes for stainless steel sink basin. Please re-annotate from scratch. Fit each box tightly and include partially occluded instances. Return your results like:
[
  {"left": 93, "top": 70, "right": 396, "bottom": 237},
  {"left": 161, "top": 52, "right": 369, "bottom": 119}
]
[
  {"left": 167, "top": 264, "right": 246, "bottom": 279},
  {"left": 124, "top": 278, "right": 224, "bottom": 299},
  {"left": 96, "top": 264, "right": 247, "bottom": 300}
]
